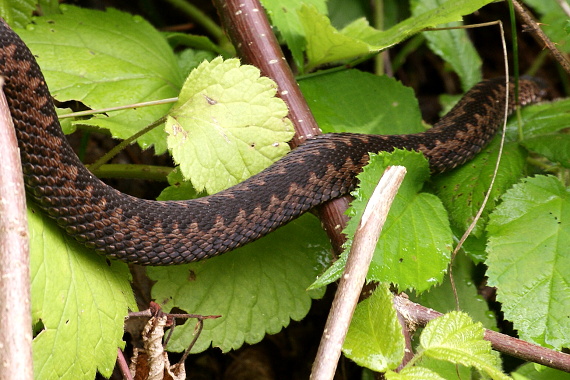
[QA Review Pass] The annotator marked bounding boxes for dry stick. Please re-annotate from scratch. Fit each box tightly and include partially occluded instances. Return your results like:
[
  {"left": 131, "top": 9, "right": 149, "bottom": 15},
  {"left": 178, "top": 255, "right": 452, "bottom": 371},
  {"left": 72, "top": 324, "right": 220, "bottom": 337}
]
[
  {"left": 0, "top": 79, "right": 33, "bottom": 379},
  {"left": 311, "top": 166, "right": 407, "bottom": 380},
  {"left": 393, "top": 295, "right": 570, "bottom": 373},
  {"left": 512, "top": 0, "right": 570, "bottom": 75},
  {"left": 212, "top": 0, "right": 350, "bottom": 255}
]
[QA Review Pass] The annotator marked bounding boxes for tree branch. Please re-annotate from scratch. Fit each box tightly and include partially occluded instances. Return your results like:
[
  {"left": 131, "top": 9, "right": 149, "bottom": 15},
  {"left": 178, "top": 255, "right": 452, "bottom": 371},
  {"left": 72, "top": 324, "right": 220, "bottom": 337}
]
[
  {"left": 212, "top": 0, "right": 350, "bottom": 255},
  {"left": 393, "top": 295, "right": 570, "bottom": 373}
]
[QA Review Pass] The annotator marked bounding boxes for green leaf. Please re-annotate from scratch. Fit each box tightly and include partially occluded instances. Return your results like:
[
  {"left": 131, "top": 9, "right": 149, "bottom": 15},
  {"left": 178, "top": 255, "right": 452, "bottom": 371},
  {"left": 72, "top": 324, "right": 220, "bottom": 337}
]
[
  {"left": 16, "top": 5, "right": 184, "bottom": 154},
  {"left": 299, "top": 70, "right": 424, "bottom": 134},
  {"left": 298, "top": 5, "right": 371, "bottom": 71},
  {"left": 386, "top": 367, "right": 446, "bottom": 380},
  {"left": 261, "top": 0, "right": 327, "bottom": 70},
  {"left": 299, "top": 0, "right": 494, "bottom": 69},
  {"left": 414, "top": 355, "right": 474, "bottom": 380},
  {"left": 521, "top": 134, "right": 570, "bottom": 168},
  {"left": 432, "top": 139, "right": 527, "bottom": 237},
  {"left": 505, "top": 98, "right": 570, "bottom": 141},
  {"left": 313, "top": 150, "right": 452, "bottom": 292},
  {"left": 29, "top": 204, "right": 136, "bottom": 379},
  {"left": 411, "top": 0, "right": 482, "bottom": 91},
  {"left": 486, "top": 176, "right": 570, "bottom": 349},
  {"left": 157, "top": 167, "right": 203, "bottom": 201},
  {"left": 343, "top": 286, "right": 405, "bottom": 372},
  {"left": 411, "top": 251, "right": 498, "bottom": 331},
  {"left": 147, "top": 215, "right": 329, "bottom": 353},
  {"left": 165, "top": 57, "right": 295, "bottom": 194},
  {"left": 512, "top": 362, "right": 570, "bottom": 380},
  {"left": 1, "top": 0, "right": 37, "bottom": 27},
  {"left": 419, "top": 311, "right": 510, "bottom": 380}
]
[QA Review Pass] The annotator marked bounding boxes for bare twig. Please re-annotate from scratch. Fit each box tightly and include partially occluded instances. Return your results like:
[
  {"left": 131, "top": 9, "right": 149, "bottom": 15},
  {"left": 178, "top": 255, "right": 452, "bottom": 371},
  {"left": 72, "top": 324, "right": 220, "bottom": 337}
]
[
  {"left": 311, "top": 166, "right": 407, "bottom": 380},
  {"left": 512, "top": 0, "right": 570, "bottom": 75},
  {"left": 0, "top": 78, "right": 33, "bottom": 379},
  {"left": 393, "top": 295, "right": 570, "bottom": 373},
  {"left": 212, "top": 0, "right": 351, "bottom": 255},
  {"left": 116, "top": 349, "right": 133, "bottom": 380}
]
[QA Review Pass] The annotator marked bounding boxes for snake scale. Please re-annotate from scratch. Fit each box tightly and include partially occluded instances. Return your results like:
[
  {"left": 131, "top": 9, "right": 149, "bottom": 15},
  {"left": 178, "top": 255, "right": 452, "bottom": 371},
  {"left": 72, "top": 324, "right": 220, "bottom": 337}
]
[{"left": 0, "top": 20, "right": 547, "bottom": 265}]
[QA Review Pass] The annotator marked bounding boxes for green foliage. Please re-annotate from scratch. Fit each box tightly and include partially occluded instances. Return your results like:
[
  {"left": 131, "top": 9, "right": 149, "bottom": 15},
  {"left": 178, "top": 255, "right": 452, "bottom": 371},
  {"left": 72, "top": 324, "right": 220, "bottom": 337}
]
[
  {"left": 359, "top": 311, "right": 509, "bottom": 379},
  {"left": 298, "top": 0, "right": 493, "bottom": 71},
  {"left": 15, "top": 5, "right": 184, "bottom": 154},
  {"left": 512, "top": 363, "right": 570, "bottom": 379},
  {"left": 343, "top": 286, "right": 406, "bottom": 372},
  {"left": 312, "top": 150, "right": 453, "bottom": 292},
  {"left": 261, "top": 0, "right": 327, "bottom": 70},
  {"left": 148, "top": 215, "right": 329, "bottom": 353},
  {"left": 5, "top": 1, "right": 569, "bottom": 379},
  {"left": 415, "top": 312, "right": 509, "bottom": 379},
  {"left": 411, "top": 0, "right": 482, "bottom": 91},
  {"left": 487, "top": 176, "right": 570, "bottom": 349},
  {"left": 166, "top": 57, "right": 294, "bottom": 193},
  {"left": 29, "top": 204, "right": 136, "bottom": 379},
  {"left": 299, "top": 70, "right": 424, "bottom": 134}
]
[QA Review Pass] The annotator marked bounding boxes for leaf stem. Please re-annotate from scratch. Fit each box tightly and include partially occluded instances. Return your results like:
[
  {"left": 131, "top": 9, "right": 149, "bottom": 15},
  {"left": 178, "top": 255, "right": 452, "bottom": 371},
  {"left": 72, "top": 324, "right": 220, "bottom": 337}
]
[
  {"left": 88, "top": 164, "right": 173, "bottom": 181},
  {"left": 163, "top": 0, "right": 225, "bottom": 42},
  {"left": 88, "top": 116, "right": 167, "bottom": 172},
  {"left": 59, "top": 98, "right": 178, "bottom": 119}
]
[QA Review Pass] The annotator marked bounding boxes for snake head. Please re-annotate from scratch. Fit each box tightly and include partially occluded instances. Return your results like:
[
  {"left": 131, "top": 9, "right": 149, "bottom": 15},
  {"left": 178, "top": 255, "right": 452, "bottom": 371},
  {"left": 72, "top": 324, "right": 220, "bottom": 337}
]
[{"left": 519, "top": 76, "right": 551, "bottom": 104}]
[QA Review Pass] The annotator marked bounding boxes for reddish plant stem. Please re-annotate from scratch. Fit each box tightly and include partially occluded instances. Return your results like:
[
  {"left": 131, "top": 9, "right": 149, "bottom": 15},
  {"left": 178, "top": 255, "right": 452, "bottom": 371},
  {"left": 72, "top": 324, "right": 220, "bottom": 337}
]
[
  {"left": 393, "top": 295, "right": 570, "bottom": 373},
  {"left": 212, "top": 0, "right": 350, "bottom": 255}
]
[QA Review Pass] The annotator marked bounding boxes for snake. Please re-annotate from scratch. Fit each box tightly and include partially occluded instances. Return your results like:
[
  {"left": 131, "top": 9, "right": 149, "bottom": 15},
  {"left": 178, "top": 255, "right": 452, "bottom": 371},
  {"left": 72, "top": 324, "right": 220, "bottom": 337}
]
[{"left": 0, "top": 19, "right": 547, "bottom": 265}]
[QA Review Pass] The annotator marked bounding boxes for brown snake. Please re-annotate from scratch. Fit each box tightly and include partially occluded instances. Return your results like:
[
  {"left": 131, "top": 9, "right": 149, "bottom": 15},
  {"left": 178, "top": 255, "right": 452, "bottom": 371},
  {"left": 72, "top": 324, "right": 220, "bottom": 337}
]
[{"left": 0, "top": 20, "right": 547, "bottom": 265}]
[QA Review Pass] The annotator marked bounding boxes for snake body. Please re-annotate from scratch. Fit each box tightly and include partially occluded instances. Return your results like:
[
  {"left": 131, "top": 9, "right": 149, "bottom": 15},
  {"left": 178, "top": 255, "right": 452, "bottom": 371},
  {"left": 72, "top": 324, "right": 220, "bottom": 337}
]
[{"left": 0, "top": 20, "right": 547, "bottom": 265}]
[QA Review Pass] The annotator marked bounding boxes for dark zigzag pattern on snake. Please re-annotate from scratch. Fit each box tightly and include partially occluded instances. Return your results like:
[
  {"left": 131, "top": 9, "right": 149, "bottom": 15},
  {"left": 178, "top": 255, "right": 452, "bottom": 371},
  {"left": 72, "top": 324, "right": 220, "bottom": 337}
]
[{"left": 0, "top": 20, "right": 547, "bottom": 265}]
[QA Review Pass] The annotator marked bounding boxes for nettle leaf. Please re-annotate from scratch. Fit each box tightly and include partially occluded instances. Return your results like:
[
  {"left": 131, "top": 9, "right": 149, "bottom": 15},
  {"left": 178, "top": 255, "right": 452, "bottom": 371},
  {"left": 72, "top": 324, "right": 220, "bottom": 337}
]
[
  {"left": 505, "top": 98, "right": 570, "bottom": 141},
  {"left": 261, "top": 0, "right": 327, "bottom": 70},
  {"left": 1, "top": 0, "right": 36, "bottom": 27},
  {"left": 299, "top": 70, "right": 424, "bottom": 135},
  {"left": 298, "top": 0, "right": 494, "bottom": 70},
  {"left": 419, "top": 312, "right": 509, "bottom": 380},
  {"left": 343, "top": 285, "right": 405, "bottom": 372},
  {"left": 147, "top": 215, "right": 329, "bottom": 353},
  {"left": 28, "top": 204, "right": 136, "bottom": 379},
  {"left": 386, "top": 367, "right": 446, "bottom": 380},
  {"left": 166, "top": 57, "right": 295, "bottom": 194},
  {"left": 486, "top": 175, "right": 570, "bottom": 349},
  {"left": 411, "top": 251, "right": 498, "bottom": 331},
  {"left": 432, "top": 139, "right": 527, "bottom": 237},
  {"left": 16, "top": 5, "right": 183, "bottom": 154},
  {"left": 512, "top": 362, "right": 570, "bottom": 380},
  {"left": 521, "top": 134, "right": 570, "bottom": 168},
  {"left": 313, "top": 150, "right": 452, "bottom": 292},
  {"left": 411, "top": 0, "right": 482, "bottom": 91}
]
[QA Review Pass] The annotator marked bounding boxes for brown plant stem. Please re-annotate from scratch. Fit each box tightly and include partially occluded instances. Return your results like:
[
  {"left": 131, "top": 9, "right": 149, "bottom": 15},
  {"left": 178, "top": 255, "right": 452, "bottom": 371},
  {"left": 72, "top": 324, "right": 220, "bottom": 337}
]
[
  {"left": 212, "top": 0, "right": 350, "bottom": 255},
  {"left": 512, "top": 0, "right": 570, "bottom": 75},
  {"left": 393, "top": 295, "right": 570, "bottom": 373}
]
